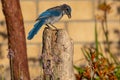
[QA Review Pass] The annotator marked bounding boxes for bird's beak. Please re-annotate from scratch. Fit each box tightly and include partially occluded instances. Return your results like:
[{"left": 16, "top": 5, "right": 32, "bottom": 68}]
[{"left": 67, "top": 13, "right": 71, "bottom": 19}]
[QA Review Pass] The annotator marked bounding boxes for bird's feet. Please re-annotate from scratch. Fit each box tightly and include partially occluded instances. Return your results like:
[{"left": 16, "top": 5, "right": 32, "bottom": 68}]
[
  {"left": 50, "top": 24, "right": 58, "bottom": 30},
  {"left": 45, "top": 24, "right": 52, "bottom": 29},
  {"left": 46, "top": 24, "right": 58, "bottom": 30}
]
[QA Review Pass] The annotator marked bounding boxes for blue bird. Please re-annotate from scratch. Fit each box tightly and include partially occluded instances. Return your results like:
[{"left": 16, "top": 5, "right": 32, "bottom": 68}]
[{"left": 27, "top": 4, "right": 71, "bottom": 40}]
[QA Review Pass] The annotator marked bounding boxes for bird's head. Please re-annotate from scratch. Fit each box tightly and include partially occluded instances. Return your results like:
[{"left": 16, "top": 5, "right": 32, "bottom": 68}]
[{"left": 61, "top": 4, "right": 71, "bottom": 19}]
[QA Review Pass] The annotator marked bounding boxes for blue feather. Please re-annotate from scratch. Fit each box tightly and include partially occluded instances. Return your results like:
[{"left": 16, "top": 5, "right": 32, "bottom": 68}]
[
  {"left": 27, "top": 20, "right": 45, "bottom": 40},
  {"left": 38, "top": 10, "right": 61, "bottom": 19},
  {"left": 49, "top": 10, "right": 61, "bottom": 16}
]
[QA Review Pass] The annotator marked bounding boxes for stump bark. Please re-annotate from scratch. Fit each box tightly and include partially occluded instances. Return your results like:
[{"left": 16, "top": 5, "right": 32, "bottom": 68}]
[{"left": 42, "top": 28, "right": 76, "bottom": 80}]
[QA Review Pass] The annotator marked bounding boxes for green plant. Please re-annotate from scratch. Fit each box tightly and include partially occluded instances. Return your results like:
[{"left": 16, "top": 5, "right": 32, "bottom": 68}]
[
  {"left": 75, "top": 48, "right": 118, "bottom": 80},
  {"left": 97, "top": 1, "right": 119, "bottom": 64},
  {"left": 74, "top": 1, "right": 120, "bottom": 80},
  {"left": 114, "top": 65, "right": 120, "bottom": 79}
]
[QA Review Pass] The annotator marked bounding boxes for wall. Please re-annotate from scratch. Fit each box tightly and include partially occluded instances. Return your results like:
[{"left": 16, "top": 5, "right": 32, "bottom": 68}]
[{"left": 0, "top": 0, "right": 120, "bottom": 79}]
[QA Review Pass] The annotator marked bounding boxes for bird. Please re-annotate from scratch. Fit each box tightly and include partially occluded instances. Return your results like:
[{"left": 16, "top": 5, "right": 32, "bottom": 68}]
[{"left": 27, "top": 4, "right": 71, "bottom": 40}]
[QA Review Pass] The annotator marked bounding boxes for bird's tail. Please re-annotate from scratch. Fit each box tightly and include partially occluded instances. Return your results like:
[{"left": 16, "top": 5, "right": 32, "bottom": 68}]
[{"left": 27, "top": 20, "right": 45, "bottom": 40}]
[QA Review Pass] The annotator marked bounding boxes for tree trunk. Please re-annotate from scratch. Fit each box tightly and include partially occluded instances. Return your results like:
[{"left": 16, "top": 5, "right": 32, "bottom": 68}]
[
  {"left": 42, "top": 28, "right": 76, "bottom": 80},
  {"left": 1, "top": 0, "right": 30, "bottom": 80}
]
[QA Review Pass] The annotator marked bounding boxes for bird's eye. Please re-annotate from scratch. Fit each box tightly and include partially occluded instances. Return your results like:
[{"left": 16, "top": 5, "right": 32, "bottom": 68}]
[{"left": 66, "top": 8, "right": 69, "bottom": 11}]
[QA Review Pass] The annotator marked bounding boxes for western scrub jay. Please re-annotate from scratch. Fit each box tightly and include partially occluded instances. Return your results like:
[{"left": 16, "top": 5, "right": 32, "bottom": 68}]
[{"left": 27, "top": 4, "right": 71, "bottom": 40}]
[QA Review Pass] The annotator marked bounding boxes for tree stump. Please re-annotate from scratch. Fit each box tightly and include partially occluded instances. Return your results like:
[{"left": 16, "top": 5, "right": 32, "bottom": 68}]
[{"left": 42, "top": 27, "right": 76, "bottom": 80}]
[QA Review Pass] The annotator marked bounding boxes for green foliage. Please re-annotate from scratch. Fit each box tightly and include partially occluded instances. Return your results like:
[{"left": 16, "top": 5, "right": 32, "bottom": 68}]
[
  {"left": 95, "top": 19, "right": 99, "bottom": 55},
  {"left": 74, "top": 1, "right": 119, "bottom": 80},
  {"left": 114, "top": 65, "right": 120, "bottom": 79},
  {"left": 75, "top": 48, "right": 118, "bottom": 80},
  {"left": 74, "top": 65, "right": 84, "bottom": 74}
]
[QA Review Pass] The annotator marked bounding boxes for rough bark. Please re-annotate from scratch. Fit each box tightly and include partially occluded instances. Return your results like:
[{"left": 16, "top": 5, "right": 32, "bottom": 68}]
[
  {"left": 1, "top": 0, "right": 30, "bottom": 80},
  {"left": 42, "top": 28, "right": 76, "bottom": 80}
]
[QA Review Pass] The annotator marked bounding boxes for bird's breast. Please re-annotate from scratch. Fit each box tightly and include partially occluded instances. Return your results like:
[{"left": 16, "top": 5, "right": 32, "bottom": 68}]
[{"left": 46, "top": 14, "right": 63, "bottom": 24}]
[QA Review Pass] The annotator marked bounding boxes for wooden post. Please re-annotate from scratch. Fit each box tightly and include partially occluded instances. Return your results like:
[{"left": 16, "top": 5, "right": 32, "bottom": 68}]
[
  {"left": 1, "top": 0, "right": 30, "bottom": 80},
  {"left": 42, "top": 28, "right": 76, "bottom": 80}
]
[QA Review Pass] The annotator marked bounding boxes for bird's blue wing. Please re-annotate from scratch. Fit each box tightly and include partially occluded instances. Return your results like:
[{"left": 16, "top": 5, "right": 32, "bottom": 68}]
[
  {"left": 37, "top": 10, "right": 61, "bottom": 20},
  {"left": 48, "top": 10, "right": 61, "bottom": 16},
  {"left": 38, "top": 11, "right": 51, "bottom": 19}
]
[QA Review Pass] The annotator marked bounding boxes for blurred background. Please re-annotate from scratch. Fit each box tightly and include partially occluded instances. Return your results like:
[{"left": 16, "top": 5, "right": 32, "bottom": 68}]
[{"left": 0, "top": 0, "right": 120, "bottom": 79}]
